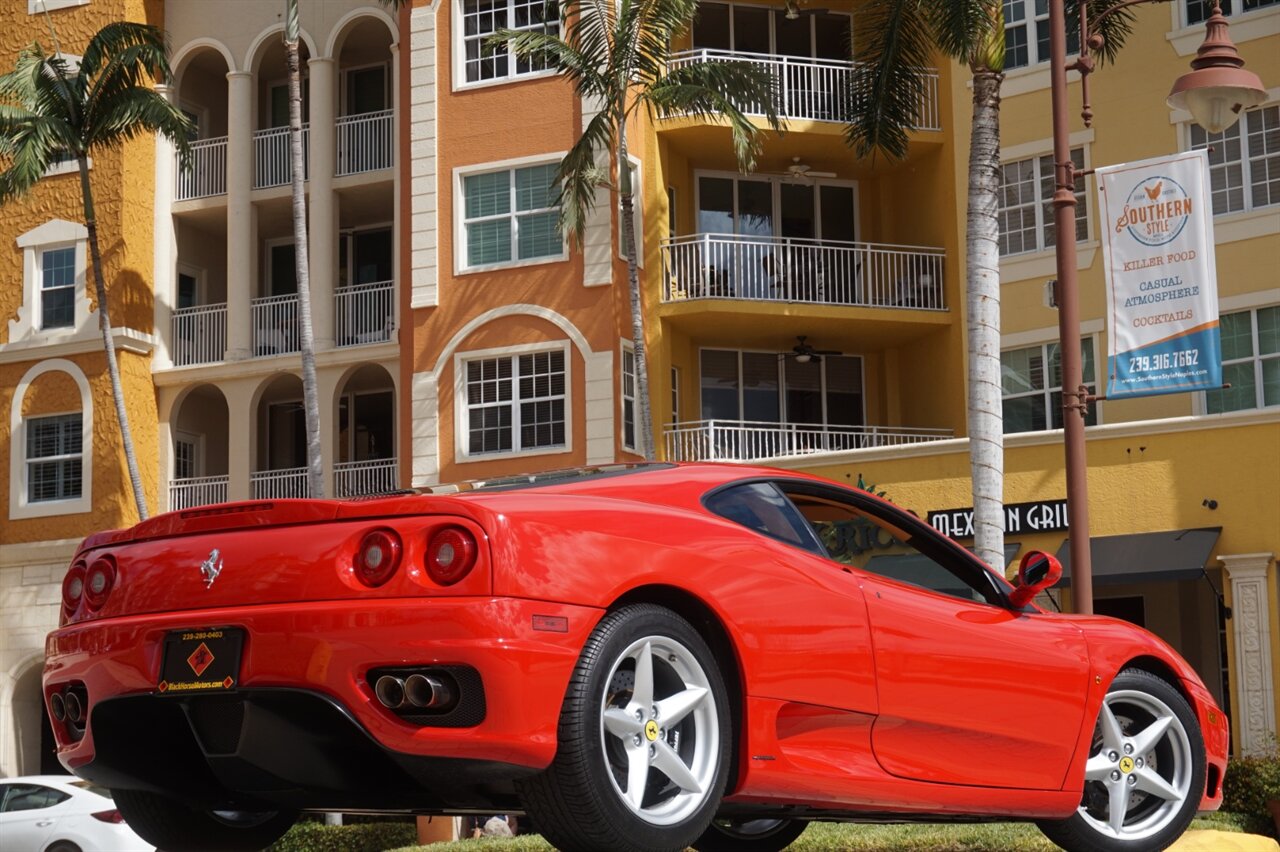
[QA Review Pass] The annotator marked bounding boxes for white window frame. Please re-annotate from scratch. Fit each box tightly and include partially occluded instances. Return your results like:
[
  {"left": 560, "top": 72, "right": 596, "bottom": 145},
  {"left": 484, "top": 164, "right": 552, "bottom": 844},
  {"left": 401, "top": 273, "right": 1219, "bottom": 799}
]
[
  {"left": 38, "top": 245, "right": 78, "bottom": 331},
  {"left": 1201, "top": 305, "right": 1280, "bottom": 414},
  {"left": 7, "top": 219, "right": 92, "bottom": 346},
  {"left": 1187, "top": 102, "right": 1280, "bottom": 218},
  {"left": 452, "top": 0, "right": 561, "bottom": 91},
  {"left": 340, "top": 61, "right": 391, "bottom": 115},
  {"left": 1000, "top": 336, "right": 1101, "bottom": 434},
  {"left": 173, "top": 431, "right": 205, "bottom": 480},
  {"left": 9, "top": 359, "right": 93, "bottom": 520},
  {"left": 454, "top": 153, "right": 567, "bottom": 274},
  {"left": 618, "top": 157, "right": 644, "bottom": 267},
  {"left": 454, "top": 341, "right": 573, "bottom": 462},
  {"left": 997, "top": 146, "right": 1090, "bottom": 257},
  {"left": 621, "top": 341, "right": 636, "bottom": 452},
  {"left": 25, "top": 412, "right": 84, "bottom": 504},
  {"left": 1184, "top": 0, "right": 1279, "bottom": 25},
  {"left": 28, "top": 0, "right": 90, "bottom": 13}
]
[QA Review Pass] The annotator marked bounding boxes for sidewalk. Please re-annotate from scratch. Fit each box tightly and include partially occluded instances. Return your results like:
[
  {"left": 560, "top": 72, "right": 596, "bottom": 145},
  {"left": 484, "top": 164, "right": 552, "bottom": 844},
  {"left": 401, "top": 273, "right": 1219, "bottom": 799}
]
[{"left": 1172, "top": 829, "right": 1280, "bottom": 851}]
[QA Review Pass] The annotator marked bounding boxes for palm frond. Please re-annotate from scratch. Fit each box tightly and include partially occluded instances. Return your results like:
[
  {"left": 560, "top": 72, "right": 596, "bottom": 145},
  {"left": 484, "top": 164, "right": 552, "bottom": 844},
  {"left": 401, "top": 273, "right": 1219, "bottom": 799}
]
[
  {"left": 556, "top": 107, "right": 615, "bottom": 244},
  {"left": 846, "top": 0, "right": 935, "bottom": 161},
  {"left": 495, "top": 27, "right": 608, "bottom": 97},
  {"left": 85, "top": 88, "right": 193, "bottom": 158},
  {"left": 646, "top": 59, "right": 779, "bottom": 172},
  {"left": 1074, "top": 0, "right": 1136, "bottom": 65},
  {"left": 79, "top": 21, "right": 171, "bottom": 86},
  {"left": 924, "top": 0, "right": 999, "bottom": 63}
]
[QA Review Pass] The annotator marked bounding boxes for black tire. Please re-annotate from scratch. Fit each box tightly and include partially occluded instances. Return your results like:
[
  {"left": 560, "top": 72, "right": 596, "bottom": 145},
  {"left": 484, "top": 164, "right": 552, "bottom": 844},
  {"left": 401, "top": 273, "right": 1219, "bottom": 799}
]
[
  {"left": 693, "top": 817, "right": 808, "bottom": 851},
  {"left": 113, "top": 788, "right": 297, "bottom": 852},
  {"left": 518, "top": 604, "right": 732, "bottom": 852},
  {"left": 1037, "top": 668, "right": 1205, "bottom": 852}
]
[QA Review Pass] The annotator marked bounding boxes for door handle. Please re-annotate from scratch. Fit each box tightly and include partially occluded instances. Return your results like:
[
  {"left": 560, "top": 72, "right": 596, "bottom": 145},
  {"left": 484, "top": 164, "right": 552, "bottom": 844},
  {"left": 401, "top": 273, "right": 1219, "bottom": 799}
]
[{"left": 36, "top": 819, "right": 54, "bottom": 826}]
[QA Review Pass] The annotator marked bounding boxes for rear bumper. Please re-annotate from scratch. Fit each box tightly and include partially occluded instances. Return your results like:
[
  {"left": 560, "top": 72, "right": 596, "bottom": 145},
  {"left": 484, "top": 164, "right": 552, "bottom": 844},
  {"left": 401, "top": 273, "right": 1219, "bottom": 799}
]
[{"left": 43, "top": 597, "right": 601, "bottom": 809}]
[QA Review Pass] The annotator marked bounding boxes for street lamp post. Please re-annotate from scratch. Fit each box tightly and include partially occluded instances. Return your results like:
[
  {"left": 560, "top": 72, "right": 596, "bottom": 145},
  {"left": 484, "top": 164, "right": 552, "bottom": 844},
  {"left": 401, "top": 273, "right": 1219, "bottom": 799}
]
[{"left": 1046, "top": 0, "right": 1265, "bottom": 615}]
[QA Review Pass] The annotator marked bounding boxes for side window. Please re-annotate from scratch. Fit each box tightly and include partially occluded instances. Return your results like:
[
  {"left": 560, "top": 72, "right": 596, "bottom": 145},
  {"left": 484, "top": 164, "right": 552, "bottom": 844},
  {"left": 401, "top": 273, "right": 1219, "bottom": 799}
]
[
  {"left": 1, "top": 783, "right": 69, "bottom": 812},
  {"left": 704, "top": 482, "right": 823, "bottom": 553},
  {"left": 782, "top": 486, "right": 1003, "bottom": 605}
]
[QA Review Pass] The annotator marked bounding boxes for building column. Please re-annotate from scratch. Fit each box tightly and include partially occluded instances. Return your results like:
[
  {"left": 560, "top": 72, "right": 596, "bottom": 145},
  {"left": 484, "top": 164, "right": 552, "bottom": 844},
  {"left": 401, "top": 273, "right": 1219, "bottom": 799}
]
[
  {"left": 225, "top": 71, "right": 255, "bottom": 361},
  {"left": 1221, "top": 552, "right": 1277, "bottom": 756},
  {"left": 308, "top": 57, "right": 337, "bottom": 351},
  {"left": 319, "top": 367, "right": 340, "bottom": 498},
  {"left": 152, "top": 82, "right": 177, "bottom": 370},
  {"left": 224, "top": 379, "right": 255, "bottom": 501}
]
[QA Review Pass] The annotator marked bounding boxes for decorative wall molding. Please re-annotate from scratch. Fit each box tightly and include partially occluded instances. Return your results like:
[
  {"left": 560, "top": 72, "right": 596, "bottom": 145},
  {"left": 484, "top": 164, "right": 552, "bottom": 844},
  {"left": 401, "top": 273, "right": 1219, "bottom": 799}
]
[{"left": 1221, "top": 552, "right": 1277, "bottom": 756}]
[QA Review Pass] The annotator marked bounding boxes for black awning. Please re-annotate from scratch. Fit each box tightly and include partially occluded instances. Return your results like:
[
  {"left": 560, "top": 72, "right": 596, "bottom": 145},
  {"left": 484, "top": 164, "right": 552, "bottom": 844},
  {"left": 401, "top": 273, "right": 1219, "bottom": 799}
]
[{"left": 1054, "top": 527, "right": 1222, "bottom": 587}]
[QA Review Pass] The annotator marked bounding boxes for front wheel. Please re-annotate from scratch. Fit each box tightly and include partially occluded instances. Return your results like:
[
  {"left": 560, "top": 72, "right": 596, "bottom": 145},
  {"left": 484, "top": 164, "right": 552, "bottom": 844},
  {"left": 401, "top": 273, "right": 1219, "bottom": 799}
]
[
  {"left": 693, "top": 816, "right": 808, "bottom": 851},
  {"left": 1037, "top": 668, "right": 1204, "bottom": 852},
  {"left": 113, "top": 788, "right": 297, "bottom": 852},
  {"left": 518, "top": 604, "right": 731, "bottom": 852}
]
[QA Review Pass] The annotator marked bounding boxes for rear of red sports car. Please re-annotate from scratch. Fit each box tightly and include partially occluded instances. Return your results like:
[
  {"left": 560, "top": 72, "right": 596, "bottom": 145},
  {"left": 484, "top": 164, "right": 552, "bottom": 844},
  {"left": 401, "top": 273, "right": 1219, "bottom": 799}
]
[{"left": 43, "top": 491, "right": 599, "bottom": 815}]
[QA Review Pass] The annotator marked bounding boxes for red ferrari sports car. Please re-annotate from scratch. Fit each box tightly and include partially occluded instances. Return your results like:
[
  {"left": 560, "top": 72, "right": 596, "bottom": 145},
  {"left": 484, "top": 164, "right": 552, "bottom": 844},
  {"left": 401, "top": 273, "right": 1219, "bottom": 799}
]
[{"left": 42, "top": 463, "right": 1227, "bottom": 852}]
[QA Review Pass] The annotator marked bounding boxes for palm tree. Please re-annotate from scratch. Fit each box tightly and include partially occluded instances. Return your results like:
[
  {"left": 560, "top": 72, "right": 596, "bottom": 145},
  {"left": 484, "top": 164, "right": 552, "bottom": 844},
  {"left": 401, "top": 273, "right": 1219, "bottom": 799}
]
[
  {"left": 281, "top": 0, "right": 406, "bottom": 498},
  {"left": 846, "top": 0, "right": 1132, "bottom": 568},
  {"left": 0, "top": 23, "right": 193, "bottom": 522},
  {"left": 497, "top": 0, "right": 781, "bottom": 460}
]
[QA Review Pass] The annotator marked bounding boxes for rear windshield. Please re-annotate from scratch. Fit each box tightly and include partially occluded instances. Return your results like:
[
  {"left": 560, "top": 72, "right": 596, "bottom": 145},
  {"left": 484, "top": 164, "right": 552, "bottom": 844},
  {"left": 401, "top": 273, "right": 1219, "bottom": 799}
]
[
  {"left": 68, "top": 780, "right": 113, "bottom": 799},
  {"left": 416, "top": 463, "right": 674, "bottom": 494}
]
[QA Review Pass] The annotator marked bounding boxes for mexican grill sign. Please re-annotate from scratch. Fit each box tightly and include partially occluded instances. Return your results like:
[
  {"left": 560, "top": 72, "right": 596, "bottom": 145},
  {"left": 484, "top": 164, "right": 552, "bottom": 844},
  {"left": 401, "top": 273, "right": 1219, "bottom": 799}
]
[
  {"left": 927, "top": 500, "right": 1069, "bottom": 539},
  {"left": 1096, "top": 150, "right": 1221, "bottom": 399}
]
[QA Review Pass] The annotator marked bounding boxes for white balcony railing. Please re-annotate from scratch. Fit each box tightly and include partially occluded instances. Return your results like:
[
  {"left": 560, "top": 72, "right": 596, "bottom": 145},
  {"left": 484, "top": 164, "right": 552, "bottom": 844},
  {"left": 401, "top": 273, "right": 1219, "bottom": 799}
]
[
  {"left": 254, "top": 124, "right": 310, "bottom": 189},
  {"left": 175, "top": 136, "right": 228, "bottom": 200},
  {"left": 335, "top": 280, "right": 394, "bottom": 347},
  {"left": 662, "top": 234, "right": 945, "bottom": 310},
  {"left": 251, "top": 294, "right": 300, "bottom": 357},
  {"left": 667, "top": 49, "right": 941, "bottom": 131},
  {"left": 336, "top": 110, "right": 393, "bottom": 176},
  {"left": 171, "top": 302, "right": 227, "bottom": 366},
  {"left": 335, "top": 458, "right": 398, "bottom": 498},
  {"left": 665, "top": 420, "right": 955, "bottom": 463},
  {"left": 250, "top": 467, "right": 309, "bottom": 499},
  {"left": 168, "top": 475, "right": 229, "bottom": 511}
]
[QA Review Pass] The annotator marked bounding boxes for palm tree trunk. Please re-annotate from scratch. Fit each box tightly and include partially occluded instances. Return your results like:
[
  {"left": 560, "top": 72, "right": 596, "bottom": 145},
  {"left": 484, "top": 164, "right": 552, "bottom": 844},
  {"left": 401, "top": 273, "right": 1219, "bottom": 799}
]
[
  {"left": 79, "top": 157, "right": 150, "bottom": 521},
  {"left": 618, "top": 128, "right": 654, "bottom": 460},
  {"left": 285, "top": 18, "right": 324, "bottom": 498},
  {"left": 965, "top": 68, "right": 1004, "bottom": 569}
]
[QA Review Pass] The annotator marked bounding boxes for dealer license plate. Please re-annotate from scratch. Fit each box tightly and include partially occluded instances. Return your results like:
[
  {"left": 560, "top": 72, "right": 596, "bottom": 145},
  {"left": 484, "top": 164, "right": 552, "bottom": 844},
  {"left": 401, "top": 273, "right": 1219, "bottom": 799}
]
[{"left": 158, "top": 628, "right": 244, "bottom": 694}]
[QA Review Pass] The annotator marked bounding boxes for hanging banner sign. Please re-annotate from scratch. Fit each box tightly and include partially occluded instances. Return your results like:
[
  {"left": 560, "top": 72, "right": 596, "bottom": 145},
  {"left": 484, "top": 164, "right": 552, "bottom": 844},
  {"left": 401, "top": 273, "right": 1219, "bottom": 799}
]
[{"left": 1096, "top": 150, "right": 1221, "bottom": 399}]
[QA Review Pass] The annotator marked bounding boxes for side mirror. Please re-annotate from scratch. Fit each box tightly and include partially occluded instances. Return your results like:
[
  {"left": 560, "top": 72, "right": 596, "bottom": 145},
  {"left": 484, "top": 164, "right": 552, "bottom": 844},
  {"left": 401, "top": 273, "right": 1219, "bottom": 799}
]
[{"left": 1009, "top": 550, "right": 1063, "bottom": 609}]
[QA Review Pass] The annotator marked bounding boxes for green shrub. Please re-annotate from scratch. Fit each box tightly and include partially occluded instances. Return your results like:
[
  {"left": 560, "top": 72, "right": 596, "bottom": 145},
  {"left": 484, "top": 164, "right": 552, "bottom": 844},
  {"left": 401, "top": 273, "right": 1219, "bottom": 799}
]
[
  {"left": 1222, "top": 743, "right": 1280, "bottom": 838},
  {"left": 266, "top": 818, "right": 418, "bottom": 852}
]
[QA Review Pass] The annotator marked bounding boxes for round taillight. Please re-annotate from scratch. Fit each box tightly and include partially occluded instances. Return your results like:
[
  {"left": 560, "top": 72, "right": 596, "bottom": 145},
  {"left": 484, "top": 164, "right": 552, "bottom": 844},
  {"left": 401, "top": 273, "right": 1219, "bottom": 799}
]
[
  {"left": 425, "top": 526, "right": 478, "bottom": 586},
  {"left": 84, "top": 557, "right": 116, "bottom": 610},
  {"left": 62, "top": 561, "right": 87, "bottom": 612},
  {"left": 355, "top": 529, "right": 402, "bottom": 587}
]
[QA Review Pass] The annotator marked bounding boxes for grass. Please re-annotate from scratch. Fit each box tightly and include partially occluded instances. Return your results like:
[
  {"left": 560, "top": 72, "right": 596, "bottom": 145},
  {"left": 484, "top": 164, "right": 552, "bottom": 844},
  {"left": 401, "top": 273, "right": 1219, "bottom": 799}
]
[{"left": 387, "top": 812, "right": 1257, "bottom": 852}]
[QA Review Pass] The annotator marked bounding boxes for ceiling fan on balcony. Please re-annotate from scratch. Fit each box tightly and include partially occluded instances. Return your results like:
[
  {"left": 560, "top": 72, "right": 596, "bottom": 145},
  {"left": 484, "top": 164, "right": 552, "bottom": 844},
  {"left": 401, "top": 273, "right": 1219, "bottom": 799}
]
[
  {"left": 781, "top": 336, "right": 841, "bottom": 364},
  {"left": 783, "top": 157, "right": 837, "bottom": 182}
]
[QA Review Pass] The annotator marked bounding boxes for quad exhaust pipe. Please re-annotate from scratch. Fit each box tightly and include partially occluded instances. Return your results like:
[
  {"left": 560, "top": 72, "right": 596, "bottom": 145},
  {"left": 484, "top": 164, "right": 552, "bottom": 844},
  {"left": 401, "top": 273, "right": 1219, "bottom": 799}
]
[{"left": 375, "top": 672, "right": 455, "bottom": 710}]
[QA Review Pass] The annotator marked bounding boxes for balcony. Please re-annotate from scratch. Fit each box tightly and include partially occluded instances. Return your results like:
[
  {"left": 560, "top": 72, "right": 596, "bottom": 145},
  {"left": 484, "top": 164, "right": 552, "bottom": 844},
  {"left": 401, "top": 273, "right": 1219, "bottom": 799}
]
[
  {"left": 175, "top": 136, "right": 228, "bottom": 201},
  {"left": 335, "top": 458, "right": 398, "bottom": 497},
  {"left": 662, "top": 234, "right": 946, "bottom": 311},
  {"left": 171, "top": 303, "right": 228, "bottom": 366},
  {"left": 665, "top": 419, "right": 954, "bottom": 463},
  {"left": 666, "top": 50, "right": 941, "bottom": 131},
  {"left": 335, "top": 280, "right": 394, "bottom": 347},
  {"left": 254, "top": 125, "right": 311, "bottom": 189},
  {"left": 169, "top": 474, "right": 229, "bottom": 510},
  {"left": 251, "top": 466, "right": 308, "bottom": 499},
  {"left": 337, "top": 110, "right": 393, "bottom": 176},
  {"left": 252, "top": 294, "right": 301, "bottom": 357}
]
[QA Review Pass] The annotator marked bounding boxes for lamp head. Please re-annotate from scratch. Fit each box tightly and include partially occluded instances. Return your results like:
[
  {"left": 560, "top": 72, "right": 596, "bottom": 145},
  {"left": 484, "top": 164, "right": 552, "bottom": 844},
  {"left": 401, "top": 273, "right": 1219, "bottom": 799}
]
[{"left": 1167, "top": 1, "right": 1266, "bottom": 133}]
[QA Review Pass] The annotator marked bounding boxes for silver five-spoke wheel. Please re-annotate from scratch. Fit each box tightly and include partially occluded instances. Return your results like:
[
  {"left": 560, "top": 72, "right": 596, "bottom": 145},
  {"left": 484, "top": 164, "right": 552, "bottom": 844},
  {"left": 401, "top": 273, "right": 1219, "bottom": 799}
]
[
  {"left": 600, "top": 635, "right": 719, "bottom": 825},
  {"left": 1037, "top": 668, "right": 1205, "bottom": 852},
  {"left": 518, "top": 605, "right": 730, "bottom": 852},
  {"left": 1079, "top": 689, "right": 1193, "bottom": 840}
]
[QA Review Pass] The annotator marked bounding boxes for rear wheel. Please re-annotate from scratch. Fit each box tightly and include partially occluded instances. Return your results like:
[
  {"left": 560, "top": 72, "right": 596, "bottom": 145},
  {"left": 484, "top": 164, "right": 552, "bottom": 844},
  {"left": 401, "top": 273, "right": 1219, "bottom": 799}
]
[
  {"left": 693, "top": 816, "right": 808, "bottom": 851},
  {"left": 113, "top": 789, "right": 297, "bottom": 852},
  {"left": 518, "top": 604, "right": 731, "bottom": 852},
  {"left": 1036, "top": 668, "right": 1204, "bottom": 852}
]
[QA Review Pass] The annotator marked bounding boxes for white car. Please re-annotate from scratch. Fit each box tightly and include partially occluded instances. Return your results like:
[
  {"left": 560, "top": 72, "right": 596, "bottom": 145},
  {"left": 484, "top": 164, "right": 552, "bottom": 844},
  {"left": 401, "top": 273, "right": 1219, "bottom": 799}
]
[{"left": 0, "top": 775, "right": 153, "bottom": 852}]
